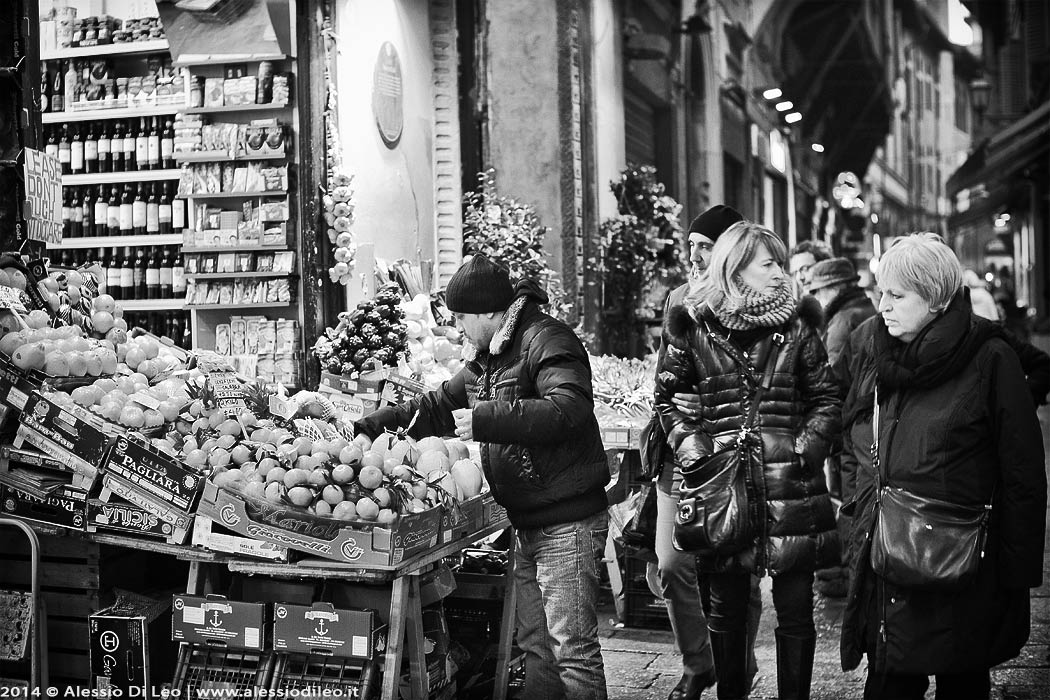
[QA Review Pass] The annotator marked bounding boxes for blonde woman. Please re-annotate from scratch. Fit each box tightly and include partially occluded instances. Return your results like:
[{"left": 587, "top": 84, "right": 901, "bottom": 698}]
[
  {"left": 655, "top": 222, "right": 841, "bottom": 700},
  {"left": 838, "top": 233, "right": 1046, "bottom": 699}
]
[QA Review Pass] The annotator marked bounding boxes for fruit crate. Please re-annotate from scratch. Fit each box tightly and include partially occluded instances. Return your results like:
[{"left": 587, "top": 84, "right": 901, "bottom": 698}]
[
  {"left": 0, "top": 590, "right": 33, "bottom": 661},
  {"left": 270, "top": 653, "right": 379, "bottom": 700},
  {"left": 621, "top": 556, "right": 670, "bottom": 630},
  {"left": 171, "top": 645, "right": 275, "bottom": 700}
]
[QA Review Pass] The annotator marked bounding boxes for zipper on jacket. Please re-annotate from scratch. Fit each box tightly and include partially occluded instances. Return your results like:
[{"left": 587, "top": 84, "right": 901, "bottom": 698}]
[{"left": 874, "top": 390, "right": 907, "bottom": 670}]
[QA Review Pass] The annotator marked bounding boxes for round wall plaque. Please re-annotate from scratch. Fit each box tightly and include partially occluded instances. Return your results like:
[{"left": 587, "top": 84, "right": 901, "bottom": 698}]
[{"left": 373, "top": 41, "right": 404, "bottom": 148}]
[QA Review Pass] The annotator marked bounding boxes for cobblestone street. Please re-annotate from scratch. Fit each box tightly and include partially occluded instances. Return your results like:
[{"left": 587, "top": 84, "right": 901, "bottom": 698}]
[{"left": 601, "top": 338, "right": 1050, "bottom": 699}]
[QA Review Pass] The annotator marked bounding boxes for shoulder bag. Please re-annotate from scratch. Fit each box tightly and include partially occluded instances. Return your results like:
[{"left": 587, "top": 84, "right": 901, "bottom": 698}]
[
  {"left": 868, "top": 387, "right": 994, "bottom": 592},
  {"left": 672, "top": 330, "right": 784, "bottom": 556}
]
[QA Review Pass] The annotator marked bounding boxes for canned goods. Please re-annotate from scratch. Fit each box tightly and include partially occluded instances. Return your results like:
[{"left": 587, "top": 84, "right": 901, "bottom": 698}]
[{"left": 190, "top": 77, "right": 204, "bottom": 108}]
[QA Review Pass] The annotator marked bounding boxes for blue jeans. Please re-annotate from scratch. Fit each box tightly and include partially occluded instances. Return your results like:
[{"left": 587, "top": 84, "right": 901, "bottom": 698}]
[{"left": 514, "top": 511, "right": 609, "bottom": 700}]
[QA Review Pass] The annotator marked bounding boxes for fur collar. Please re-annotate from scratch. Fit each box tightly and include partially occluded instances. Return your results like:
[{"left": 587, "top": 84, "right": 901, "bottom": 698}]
[
  {"left": 461, "top": 278, "right": 549, "bottom": 361},
  {"left": 666, "top": 295, "right": 823, "bottom": 340}
]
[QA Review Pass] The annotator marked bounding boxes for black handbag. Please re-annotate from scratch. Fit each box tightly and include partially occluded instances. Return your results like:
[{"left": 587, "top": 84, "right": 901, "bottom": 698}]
[
  {"left": 868, "top": 388, "right": 994, "bottom": 592},
  {"left": 672, "top": 330, "right": 784, "bottom": 556},
  {"left": 638, "top": 413, "right": 667, "bottom": 480},
  {"left": 620, "top": 481, "right": 658, "bottom": 559}
]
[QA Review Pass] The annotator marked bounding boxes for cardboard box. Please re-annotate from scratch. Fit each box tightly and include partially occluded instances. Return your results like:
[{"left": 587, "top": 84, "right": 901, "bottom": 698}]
[
  {"left": 316, "top": 388, "right": 379, "bottom": 421},
  {"left": 99, "top": 473, "right": 194, "bottom": 538},
  {"left": 86, "top": 498, "right": 186, "bottom": 543},
  {"left": 1, "top": 444, "right": 70, "bottom": 473},
  {"left": 171, "top": 594, "right": 267, "bottom": 650},
  {"left": 191, "top": 515, "right": 291, "bottom": 562},
  {"left": 0, "top": 356, "right": 41, "bottom": 413},
  {"left": 89, "top": 609, "right": 149, "bottom": 696},
  {"left": 19, "top": 391, "right": 116, "bottom": 473},
  {"left": 481, "top": 493, "right": 508, "bottom": 527},
  {"left": 439, "top": 495, "right": 486, "bottom": 544},
  {"left": 380, "top": 374, "right": 428, "bottom": 408},
  {"left": 13, "top": 424, "right": 99, "bottom": 491},
  {"left": 100, "top": 434, "right": 204, "bottom": 513},
  {"left": 196, "top": 480, "right": 442, "bottom": 567},
  {"left": 273, "top": 603, "right": 376, "bottom": 660},
  {"left": 0, "top": 483, "right": 86, "bottom": 530}
]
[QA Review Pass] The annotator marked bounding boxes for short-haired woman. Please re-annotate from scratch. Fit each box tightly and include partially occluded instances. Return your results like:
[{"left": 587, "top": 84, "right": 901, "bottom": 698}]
[
  {"left": 656, "top": 221, "right": 841, "bottom": 699},
  {"left": 838, "top": 233, "right": 1046, "bottom": 699}
]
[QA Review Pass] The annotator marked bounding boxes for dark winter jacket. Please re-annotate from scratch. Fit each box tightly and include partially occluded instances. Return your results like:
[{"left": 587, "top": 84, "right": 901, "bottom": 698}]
[
  {"left": 355, "top": 281, "right": 608, "bottom": 530},
  {"left": 822, "top": 287, "right": 876, "bottom": 371},
  {"left": 838, "top": 294, "right": 1046, "bottom": 675},
  {"left": 654, "top": 296, "right": 842, "bottom": 575}
]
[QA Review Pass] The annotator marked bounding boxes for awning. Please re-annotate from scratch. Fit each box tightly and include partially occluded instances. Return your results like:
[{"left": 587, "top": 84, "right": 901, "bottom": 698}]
[{"left": 947, "top": 101, "right": 1050, "bottom": 197}]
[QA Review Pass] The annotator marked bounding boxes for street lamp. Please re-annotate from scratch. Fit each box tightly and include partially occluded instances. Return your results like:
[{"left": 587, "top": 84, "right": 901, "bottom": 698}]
[{"left": 969, "top": 76, "right": 992, "bottom": 129}]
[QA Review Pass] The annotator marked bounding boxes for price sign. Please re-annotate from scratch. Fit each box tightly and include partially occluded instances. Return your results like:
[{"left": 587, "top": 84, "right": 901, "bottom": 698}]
[
  {"left": 209, "top": 370, "right": 248, "bottom": 417},
  {"left": 22, "top": 148, "right": 62, "bottom": 245}
]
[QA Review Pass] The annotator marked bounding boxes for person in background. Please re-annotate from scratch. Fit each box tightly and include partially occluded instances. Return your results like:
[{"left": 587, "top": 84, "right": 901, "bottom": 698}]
[
  {"left": 656, "top": 222, "right": 841, "bottom": 700},
  {"left": 838, "top": 233, "right": 1046, "bottom": 700},
  {"left": 788, "top": 240, "right": 833, "bottom": 296},
  {"left": 648, "top": 205, "right": 763, "bottom": 700},
  {"left": 963, "top": 269, "right": 1000, "bottom": 321},
  {"left": 806, "top": 257, "right": 877, "bottom": 599},
  {"left": 355, "top": 254, "right": 610, "bottom": 700}
]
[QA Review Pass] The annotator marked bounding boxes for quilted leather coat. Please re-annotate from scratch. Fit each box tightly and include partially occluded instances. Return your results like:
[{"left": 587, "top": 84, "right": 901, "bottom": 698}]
[{"left": 655, "top": 299, "right": 841, "bottom": 574}]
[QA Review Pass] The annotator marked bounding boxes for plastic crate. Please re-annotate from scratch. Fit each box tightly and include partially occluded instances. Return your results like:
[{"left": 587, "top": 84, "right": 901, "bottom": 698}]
[
  {"left": 623, "top": 589, "right": 672, "bottom": 630},
  {"left": 270, "top": 653, "right": 378, "bottom": 700},
  {"left": 171, "top": 645, "right": 275, "bottom": 699}
]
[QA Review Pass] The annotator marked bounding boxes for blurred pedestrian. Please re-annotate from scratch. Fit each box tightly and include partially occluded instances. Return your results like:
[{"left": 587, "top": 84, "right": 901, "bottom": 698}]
[
  {"left": 355, "top": 255, "right": 610, "bottom": 700},
  {"left": 838, "top": 233, "right": 1046, "bottom": 700},
  {"left": 963, "top": 269, "right": 1000, "bottom": 321},
  {"left": 789, "top": 240, "right": 833, "bottom": 296},
  {"left": 647, "top": 205, "right": 763, "bottom": 700},
  {"left": 656, "top": 221, "right": 841, "bottom": 700}
]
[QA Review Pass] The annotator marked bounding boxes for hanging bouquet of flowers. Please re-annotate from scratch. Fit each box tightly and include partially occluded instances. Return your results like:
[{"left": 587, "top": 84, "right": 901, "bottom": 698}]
[{"left": 462, "top": 170, "right": 573, "bottom": 321}]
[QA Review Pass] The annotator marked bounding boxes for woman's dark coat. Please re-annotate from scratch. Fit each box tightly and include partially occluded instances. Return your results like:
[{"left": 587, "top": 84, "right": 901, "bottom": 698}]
[
  {"left": 655, "top": 298, "right": 841, "bottom": 575},
  {"left": 838, "top": 296, "right": 1047, "bottom": 674}
]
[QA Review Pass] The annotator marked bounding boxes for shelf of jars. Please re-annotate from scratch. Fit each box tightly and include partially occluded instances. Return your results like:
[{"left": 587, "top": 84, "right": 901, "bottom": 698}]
[
  {"left": 41, "top": 38, "right": 171, "bottom": 60},
  {"left": 62, "top": 168, "right": 180, "bottom": 185}
]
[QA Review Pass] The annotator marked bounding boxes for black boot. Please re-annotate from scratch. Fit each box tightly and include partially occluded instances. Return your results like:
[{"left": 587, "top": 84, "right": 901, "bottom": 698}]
[
  {"left": 667, "top": 670, "right": 717, "bottom": 700},
  {"left": 774, "top": 630, "right": 816, "bottom": 700},
  {"left": 709, "top": 629, "right": 749, "bottom": 700}
]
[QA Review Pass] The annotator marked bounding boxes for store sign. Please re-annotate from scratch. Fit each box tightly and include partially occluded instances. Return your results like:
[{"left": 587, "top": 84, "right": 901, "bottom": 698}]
[
  {"left": 22, "top": 148, "right": 62, "bottom": 245},
  {"left": 769, "top": 130, "right": 787, "bottom": 173},
  {"left": 373, "top": 42, "right": 404, "bottom": 148}
]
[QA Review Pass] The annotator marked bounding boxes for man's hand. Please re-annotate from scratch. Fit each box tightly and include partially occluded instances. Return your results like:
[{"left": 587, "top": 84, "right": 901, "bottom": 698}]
[
  {"left": 671, "top": 392, "right": 702, "bottom": 419},
  {"left": 452, "top": 408, "right": 474, "bottom": 440}
]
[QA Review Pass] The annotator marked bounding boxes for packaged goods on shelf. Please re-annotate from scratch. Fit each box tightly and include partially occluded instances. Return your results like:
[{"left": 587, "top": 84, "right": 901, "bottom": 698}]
[
  {"left": 86, "top": 497, "right": 187, "bottom": 543},
  {"left": 191, "top": 515, "right": 292, "bottom": 562}
]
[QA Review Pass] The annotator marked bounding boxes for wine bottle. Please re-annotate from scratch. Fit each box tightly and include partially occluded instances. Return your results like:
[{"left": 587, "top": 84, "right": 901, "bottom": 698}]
[
  {"left": 107, "top": 186, "right": 121, "bottom": 237},
  {"left": 58, "top": 125, "right": 71, "bottom": 175},
  {"left": 120, "top": 246, "right": 135, "bottom": 299},
  {"left": 122, "top": 120, "right": 136, "bottom": 171},
  {"left": 146, "top": 247, "right": 160, "bottom": 299},
  {"left": 107, "top": 248, "right": 123, "bottom": 300},
  {"left": 63, "top": 60, "right": 76, "bottom": 113},
  {"left": 61, "top": 189, "right": 72, "bottom": 239},
  {"left": 111, "top": 121, "right": 125, "bottom": 173},
  {"left": 119, "top": 184, "right": 134, "bottom": 236},
  {"left": 135, "top": 117, "right": 149, "bottom": 171},
  {"left": 172, "top": 248, "right": 186, "bottom": 299},
  {"left": 146, "top": 184, "right": 160, "bottom": 235},
  {"left": 132, "top": 183, "right": 147, "bottom": 236},
  {"left": 147, "top": 117, "right": 161, "bottom": 170},
  {"left": 39, "top": 63, "right": 50, "bottom": 113},
  {"left": 158, "top": 182, "right": 172, "bottom": 235},
  {"left": 96, "top": 121, "right": 111, "bottom": 174},
  {"left": 133, "top": 247, "right": 147, "bottom": 298},
  {"left": 161, "top": 119, "right": 175, "bottom": 169},
  {"left": 84, "top": 121, "right": 98, "bottom": 174},
  {"left": 70, "top": 124, "right": 84, "bottom": 174},
  {"left": 70, "top": 187, "right": 83, "bottom": 238},
  {"left": 97, "top": 247, "right": 109, "bottom": 295},
  {"left": 82, "top": 187, "right": 94, "bottom": 237},
  {"left": 172, "top": 194, "right": 186, "bottom": 233},
  {"left": 159, "top": 246, "right": 173, "bottom": 298},
  {"left": 50, "top": 62, "right": 64, "bottom": 113},
  {"left": 94, "top": 185, "right": 108, "bottom": 236},
  {"left": 45, "top": 126, "right": 59, "bottom": 161}
]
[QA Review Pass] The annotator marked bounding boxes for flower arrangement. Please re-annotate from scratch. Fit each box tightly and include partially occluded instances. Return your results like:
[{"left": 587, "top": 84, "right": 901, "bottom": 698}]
[{"left": 461, "top": 170, "right": 572, "bottom": 320}]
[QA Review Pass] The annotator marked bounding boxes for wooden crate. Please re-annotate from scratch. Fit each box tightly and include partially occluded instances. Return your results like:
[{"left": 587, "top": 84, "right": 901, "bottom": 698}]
[{"left": 0, "top": 530, "right": 99, "bottom": 688}]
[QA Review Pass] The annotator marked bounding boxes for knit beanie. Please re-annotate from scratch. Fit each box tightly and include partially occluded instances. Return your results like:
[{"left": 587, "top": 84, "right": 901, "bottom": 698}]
[
  {"left": 687, "top": 205, "right": 744, "bottom": 244},
  {"left": 444, "top": 254, "right": 514, "bottom": 313}
]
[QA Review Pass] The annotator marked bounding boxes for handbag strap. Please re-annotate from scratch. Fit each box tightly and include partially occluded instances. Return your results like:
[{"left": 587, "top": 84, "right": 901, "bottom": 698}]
[{"left": 743, "top": 331, "right": 785, "bottom": 434}]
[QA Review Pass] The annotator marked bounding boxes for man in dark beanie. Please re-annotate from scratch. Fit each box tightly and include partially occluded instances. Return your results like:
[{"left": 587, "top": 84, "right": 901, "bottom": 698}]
[
  {"left": 644, "top": 205, "right": 763, "bottom": 700},
  {"left": 355, "top": 254, "right": 611, "bottom": 699}
]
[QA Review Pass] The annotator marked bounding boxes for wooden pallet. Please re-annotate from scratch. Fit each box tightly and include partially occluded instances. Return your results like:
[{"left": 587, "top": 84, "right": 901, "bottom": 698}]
[{"left": 0, "top": 531, "right": 99, "bottom": 688}]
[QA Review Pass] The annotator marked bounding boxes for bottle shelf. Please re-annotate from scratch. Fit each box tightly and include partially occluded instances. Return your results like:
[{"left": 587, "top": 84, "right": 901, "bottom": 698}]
[
  {"left": 188, "top": 301, "right": 291, "bottom": 310},
  {"left": 181, "top": 245, "right": 287, "bottom": 254},
  {"left": 47, "top": 234, "right": 185, "bottom": 249},
  {"left": 184, "top": 272, "right": 291, "bottom": 280},
  {"left": 174, "top": 53, "right": 287, "bottom": 67},
  {"left": 62, "top": 169, "right": 181, "bottom": 186},
  {"left": 42, "top": 39, "right": 171, "bottom": 61},
  {"left": 174, "top": 151, "right": 285, "bottom": 163},
  {"left": 119, "top": 299, "right": 186, "bottom": 311},
  {"left": 184, "top": 191, "right": 286, "bottom": 199},
  {"left": 182, "top": 103, "right": 289, "bottom": 115},
  {"left": 43, "top": 104, "right": 186, "bottom": 124}
]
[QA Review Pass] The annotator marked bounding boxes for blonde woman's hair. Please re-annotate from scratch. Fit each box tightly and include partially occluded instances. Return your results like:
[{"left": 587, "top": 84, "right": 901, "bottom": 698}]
[
  {"left": 687, "top": 221, "right": 787, "bottom": 310},
  {"left": 876, "top": 232, "right": 962, "bottom": 311}
]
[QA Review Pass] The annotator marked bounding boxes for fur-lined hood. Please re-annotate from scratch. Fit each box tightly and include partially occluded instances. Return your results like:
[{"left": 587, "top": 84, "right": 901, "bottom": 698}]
[
  {"left": 463, "top": 278, "right": 549, "bottom": 360},
  {"left": 666, "top": 294, "right": 824, "bottom": 340}
]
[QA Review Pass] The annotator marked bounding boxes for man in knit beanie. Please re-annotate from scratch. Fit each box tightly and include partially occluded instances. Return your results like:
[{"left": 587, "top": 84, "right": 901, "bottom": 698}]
[{"left": 355, "top": 254, "right": 610, "bottom": 699}]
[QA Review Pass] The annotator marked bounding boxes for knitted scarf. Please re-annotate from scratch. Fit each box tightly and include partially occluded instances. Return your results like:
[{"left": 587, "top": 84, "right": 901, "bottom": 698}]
[
  {"left": 461, "top": 278, "right": 549, "bottom": 361},
  {"left": 710, "top": 277, "right": 796, "bottom": 330}
]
